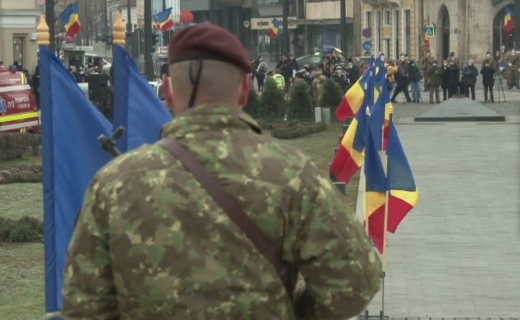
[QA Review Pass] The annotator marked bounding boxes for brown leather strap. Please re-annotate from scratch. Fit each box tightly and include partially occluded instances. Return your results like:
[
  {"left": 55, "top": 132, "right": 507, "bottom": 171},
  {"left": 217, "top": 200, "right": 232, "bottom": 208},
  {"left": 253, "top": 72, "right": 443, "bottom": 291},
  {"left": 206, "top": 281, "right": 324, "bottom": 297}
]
[{"left": 156, "top": 138, "right": 292, "bottom": 293}]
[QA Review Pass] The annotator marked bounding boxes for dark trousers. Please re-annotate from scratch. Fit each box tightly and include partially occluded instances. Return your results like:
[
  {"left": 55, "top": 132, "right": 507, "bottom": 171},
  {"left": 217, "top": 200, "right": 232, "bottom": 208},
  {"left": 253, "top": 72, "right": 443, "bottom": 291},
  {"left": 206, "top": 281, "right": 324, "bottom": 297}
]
[
  {"left": 256, "top": 74, "right": 265, "bottom": 90},
  {"left": 429, "top": 86, "right": 440, "bottom": 103},
  {"left": 441, "top": 86, "right": 448, "bottom": 100},
  {"left": 484, "top": 84, "right": 494, "bottom": 102},
  {"left": 448, "top": 81, "right": 458, "bottom": 98},
  {"left": 465, "top": 84, "right": 475, "bottom": 100},
  {"left": 391, "top": 84, "right": 412, "bottom": 102}
]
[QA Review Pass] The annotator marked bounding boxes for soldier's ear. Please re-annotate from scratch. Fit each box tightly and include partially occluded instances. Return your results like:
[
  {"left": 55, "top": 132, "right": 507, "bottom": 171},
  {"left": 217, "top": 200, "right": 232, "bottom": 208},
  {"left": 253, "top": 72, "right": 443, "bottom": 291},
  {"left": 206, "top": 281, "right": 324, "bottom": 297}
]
[{"left": 162, "top": 74, "right": 174, "bottom": 109}]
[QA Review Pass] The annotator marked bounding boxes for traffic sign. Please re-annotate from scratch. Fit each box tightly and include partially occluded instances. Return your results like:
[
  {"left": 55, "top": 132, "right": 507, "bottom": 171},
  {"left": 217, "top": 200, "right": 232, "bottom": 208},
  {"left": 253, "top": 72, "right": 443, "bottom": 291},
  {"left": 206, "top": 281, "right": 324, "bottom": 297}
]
[
  {"left": 362, "top": 28, "right": 372, "bottom": 38},
  {"left": 362, "top": 41, "right": 372, "bottom": 51},
  {"left": 425, "top": 25, "right": 435, "bottom": 38}
]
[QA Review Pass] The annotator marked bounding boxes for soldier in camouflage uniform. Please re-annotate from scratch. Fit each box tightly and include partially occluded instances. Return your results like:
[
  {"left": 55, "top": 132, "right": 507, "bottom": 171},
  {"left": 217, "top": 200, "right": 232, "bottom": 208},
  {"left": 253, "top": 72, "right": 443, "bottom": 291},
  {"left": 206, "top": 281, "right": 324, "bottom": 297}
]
[
  {"left": 505, "top": 48, "right": 519, "bottom": 89},
  {"left": 62, "top": 24, "right": 381, "bottom": 320}
]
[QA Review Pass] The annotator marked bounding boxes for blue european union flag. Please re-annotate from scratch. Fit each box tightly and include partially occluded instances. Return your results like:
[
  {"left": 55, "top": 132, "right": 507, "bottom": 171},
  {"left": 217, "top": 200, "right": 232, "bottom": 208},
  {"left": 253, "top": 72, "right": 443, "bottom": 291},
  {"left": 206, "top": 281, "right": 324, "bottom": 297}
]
[
  {"left": 113, "top": 46, "right": 173, "bottom": 152},
  {"left": 39, "top": 46, "right": 113, "bottom": 312}
]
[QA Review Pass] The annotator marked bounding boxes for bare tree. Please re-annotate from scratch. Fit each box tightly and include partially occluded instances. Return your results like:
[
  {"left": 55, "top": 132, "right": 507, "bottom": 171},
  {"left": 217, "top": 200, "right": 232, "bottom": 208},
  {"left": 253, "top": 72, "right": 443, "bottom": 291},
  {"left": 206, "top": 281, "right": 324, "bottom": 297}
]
[{"left": 78, "top": 0, "right": 103, "bottom": 44}]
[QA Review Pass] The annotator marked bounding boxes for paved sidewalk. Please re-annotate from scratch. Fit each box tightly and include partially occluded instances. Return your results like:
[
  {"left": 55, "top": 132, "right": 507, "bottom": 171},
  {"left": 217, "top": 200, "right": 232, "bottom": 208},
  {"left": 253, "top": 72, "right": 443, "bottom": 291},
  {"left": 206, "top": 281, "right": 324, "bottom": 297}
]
[{"left": 355, "top": 119, "right": 520, "bottom": 317}]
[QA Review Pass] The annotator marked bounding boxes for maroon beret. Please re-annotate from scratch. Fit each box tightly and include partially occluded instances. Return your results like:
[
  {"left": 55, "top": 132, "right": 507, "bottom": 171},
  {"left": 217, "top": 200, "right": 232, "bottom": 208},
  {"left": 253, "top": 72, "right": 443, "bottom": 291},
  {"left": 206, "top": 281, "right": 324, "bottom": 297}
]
[{"left": 168, "top": 24, "right": 252, "bottom": 73}]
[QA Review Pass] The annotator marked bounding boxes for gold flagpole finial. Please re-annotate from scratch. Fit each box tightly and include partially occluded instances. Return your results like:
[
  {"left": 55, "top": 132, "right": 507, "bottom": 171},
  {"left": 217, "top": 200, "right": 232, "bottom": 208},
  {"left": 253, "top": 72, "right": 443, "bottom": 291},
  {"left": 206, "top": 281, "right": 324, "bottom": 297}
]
[
  {"left": 113, "top": 13, "right": 126, "bottom": 46},
  {"left": 37, "top": 15, "right": 50, "bottom": 46}
]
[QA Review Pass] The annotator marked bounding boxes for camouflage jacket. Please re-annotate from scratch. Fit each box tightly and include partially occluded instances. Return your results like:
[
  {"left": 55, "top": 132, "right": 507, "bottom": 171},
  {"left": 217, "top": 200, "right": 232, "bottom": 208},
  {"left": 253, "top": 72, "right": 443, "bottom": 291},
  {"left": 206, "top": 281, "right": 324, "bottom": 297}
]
[{"left": 62, "top": 104, "right": 381, "bottom": 320}]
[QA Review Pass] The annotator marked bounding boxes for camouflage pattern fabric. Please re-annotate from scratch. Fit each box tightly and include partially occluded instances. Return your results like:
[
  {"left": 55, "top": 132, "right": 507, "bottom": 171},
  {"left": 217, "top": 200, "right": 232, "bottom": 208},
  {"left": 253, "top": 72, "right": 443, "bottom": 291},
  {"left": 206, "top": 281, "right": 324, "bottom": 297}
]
[{"left": 62, "top": 104, "right": 381, "bottom": 320}]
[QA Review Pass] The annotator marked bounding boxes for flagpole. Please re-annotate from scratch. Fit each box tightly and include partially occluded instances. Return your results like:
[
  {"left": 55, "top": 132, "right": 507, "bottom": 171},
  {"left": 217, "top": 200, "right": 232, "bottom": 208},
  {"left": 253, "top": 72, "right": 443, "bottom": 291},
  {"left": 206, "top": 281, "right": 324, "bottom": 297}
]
[
  {"left": 364, "top": 105, "right": 370, "bottom": 235},
  {"left": 37, "top": 13, "right": 57, "bottom": 318},
  {"left": 380, "top": 104, "right": 393, "bottom": 319}
]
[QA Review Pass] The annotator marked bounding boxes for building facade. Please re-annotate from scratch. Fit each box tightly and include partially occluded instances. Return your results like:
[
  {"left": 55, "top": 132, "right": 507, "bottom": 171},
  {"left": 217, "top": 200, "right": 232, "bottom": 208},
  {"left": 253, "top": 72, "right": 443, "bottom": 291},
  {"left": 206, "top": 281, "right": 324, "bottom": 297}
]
[
  {"left": 360, "top": 0, "right": 423, "bottom": 60},
  {"left": 423, "top": 0, "right": 515, "bottom": 63},
  {"left": 180, "top": 0, "right": 359, "bottom": 62},
  {"left": 0, "top": 0, "right": 40, "bottom": 71},
  {"left": 180, "top": 0, "right": 253, "bottom": 55}
]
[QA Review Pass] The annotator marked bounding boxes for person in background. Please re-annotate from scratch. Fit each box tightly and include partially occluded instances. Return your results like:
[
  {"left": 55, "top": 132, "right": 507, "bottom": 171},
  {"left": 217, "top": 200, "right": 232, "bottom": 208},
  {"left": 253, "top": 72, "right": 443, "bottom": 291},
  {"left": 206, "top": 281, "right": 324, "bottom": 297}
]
[
  {"left": 346, "top": 61, "right": 360, "bottom": 88},
  {"left": 480, "top": 57, "right": 495, "bottom": 103},
  {"left": 447, "top": 59, "right": 460, "bottom": 98},
  {"left": 354, "top": 55, "right": 365, "bottom": 76},
  {"left": 505, "top": 48, "right": 519, "bottom": 89},
  {"left": 462, "top": 59, "right": 478, "bottom": 100},
  {"left": 311, "top": 64, "right": 323, "bottom": 107},
  {"left": 75, "top": 66, "right": 87, "bottom": 83},
  {"left": 322, "top": 56, "right": 332, "bottom": 78},
  {"left": 272, "top": 70, "right": 286, "bottom": 91},
  {"left": 390, "top": 59, "right": 412, "bottom": 103},
  {"left": 293, "top": 69, "right": 307, "bottom": 86},
  {"left": 332, "top": 66, "right": 348, "bottom": 93},
  {"left": 407, "top": 59, "right": 422, "bottom": 103},
  {"left": 385, "top": 58, "right": 398, "bottom": 93},
  {"left": 255, "top": 56, "right": 267, "bottom": 92},
  {"left": 427, "top": 60, "right": 442, "bottom": 104},
  {"left": 160, "top": 60, "right": 169, "bottom": 78},
  {"left": 440, "top": 60, "right": 450, "bottom": 101},
  {"left": 275, "top": 53, "right": 292, "bottom": 91},
  {"left": 482, "top": 51, "right": 496, "bottom": 70},
  {"left": 22, "top": 68, "right": 33, "bottom": 87},
  {"left": 449, "top": 52, "right": 460, "bottom": 65},
  {"left": 288, "top": 53, "right": 299, "bottom": 77},
  {"left": 420, "top": 50, "right": 434, "bottom": 92}
]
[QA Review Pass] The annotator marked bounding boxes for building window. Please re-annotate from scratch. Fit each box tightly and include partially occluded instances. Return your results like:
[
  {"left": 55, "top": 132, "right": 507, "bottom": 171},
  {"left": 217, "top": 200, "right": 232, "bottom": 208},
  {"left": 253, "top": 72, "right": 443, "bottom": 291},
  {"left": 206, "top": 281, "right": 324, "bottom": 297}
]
[
  {"left": 404, "top": 9, "right": 411, "bottom": 55},
  {"left": 384, "top": 38, "right": 390, "bottom": 57},
  {"left": 12, "top": 37, "right": 24, "bottom": 66},
  {"left": 384, "top": 10, "right": 390, "bottom": 26},
  {"left": 393, "top": 10, "right": 399, "bottom": 58},
  {"left": 365, "top": 11, "right": 372, "bottom": 30},
  {"left": 376, "top": 11, "right": 381, "bottom": 55}
]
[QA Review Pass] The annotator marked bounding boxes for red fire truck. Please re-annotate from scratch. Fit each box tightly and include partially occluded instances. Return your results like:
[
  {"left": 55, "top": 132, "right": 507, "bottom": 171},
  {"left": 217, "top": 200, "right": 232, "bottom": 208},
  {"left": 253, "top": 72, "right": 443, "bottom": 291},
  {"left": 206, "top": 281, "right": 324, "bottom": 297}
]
[{"left": 0, "top": 67, "right": 40, "bottom": 134}]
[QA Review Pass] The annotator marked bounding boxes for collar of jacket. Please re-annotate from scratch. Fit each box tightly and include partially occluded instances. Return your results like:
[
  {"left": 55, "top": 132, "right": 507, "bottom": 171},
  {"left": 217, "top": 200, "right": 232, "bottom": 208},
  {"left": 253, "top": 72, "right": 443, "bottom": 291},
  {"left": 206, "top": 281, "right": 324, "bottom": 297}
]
[{"left": 160, "top": 104, "right": 262, "bottom": 139}]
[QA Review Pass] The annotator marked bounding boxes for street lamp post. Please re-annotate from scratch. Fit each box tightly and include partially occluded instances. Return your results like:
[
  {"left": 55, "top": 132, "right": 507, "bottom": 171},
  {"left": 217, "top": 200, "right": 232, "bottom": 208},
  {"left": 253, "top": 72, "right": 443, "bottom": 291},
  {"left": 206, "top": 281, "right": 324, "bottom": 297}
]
[
  {"left": 340, "top": 0, "right": 346, "bottom": 54},
  {"left": 282, "top": 0, "right": 290, "bottom": 54},
  {"left": 126, "top": 0, "right": 132, "bottom": 34},
  {"left": 514, "top": 0, "right": 520, "bottom": 49},
  {"left": 45, "top": 0, "right": 55, "bottom": 53}
]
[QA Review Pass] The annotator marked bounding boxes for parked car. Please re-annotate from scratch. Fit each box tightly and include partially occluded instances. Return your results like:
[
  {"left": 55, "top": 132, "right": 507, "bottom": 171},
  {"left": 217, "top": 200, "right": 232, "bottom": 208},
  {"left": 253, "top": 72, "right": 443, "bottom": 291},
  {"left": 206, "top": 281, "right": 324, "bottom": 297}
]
[
  {"left": 296, "top": 54, "right": 323, "bottom": 67},
  {"left": 85, "top": 53, "right": 111, "bottom": 73}
]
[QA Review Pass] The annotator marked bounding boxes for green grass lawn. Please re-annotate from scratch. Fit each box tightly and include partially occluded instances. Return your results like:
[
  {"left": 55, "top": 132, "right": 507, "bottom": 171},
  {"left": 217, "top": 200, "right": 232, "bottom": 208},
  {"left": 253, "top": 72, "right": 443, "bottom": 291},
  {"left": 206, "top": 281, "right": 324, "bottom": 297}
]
[{"left": 0, "top": 124, "right": 359, "bottom": 320}]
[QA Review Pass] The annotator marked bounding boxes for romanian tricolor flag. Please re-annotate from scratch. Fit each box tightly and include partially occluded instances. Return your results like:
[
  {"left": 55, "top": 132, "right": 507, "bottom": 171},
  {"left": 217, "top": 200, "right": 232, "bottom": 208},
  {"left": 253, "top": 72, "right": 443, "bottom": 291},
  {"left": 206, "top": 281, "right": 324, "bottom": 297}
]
[
  {"left": 335, "top": 58, "right": 379, "bottom": 120},
  {"left": 153, "top": 8, "right": 174, "bottom": 32},
  {"left": 59, "top": 3, "right": 81, "bottom": 38},
  {"left": 267, "top": 18, "right": 280, "bottom": 38},
  {"left": 330, "top": 59, "right": 375, "bottom": 186},
  {"left": 504, "top": 6, "right": 514, "bottom": 33},
  {"left": 364, "top": 97, "right": 419, "bottom": 253},
  {"left": 331, "top": 57, "right": 391, "bottom": 184}
]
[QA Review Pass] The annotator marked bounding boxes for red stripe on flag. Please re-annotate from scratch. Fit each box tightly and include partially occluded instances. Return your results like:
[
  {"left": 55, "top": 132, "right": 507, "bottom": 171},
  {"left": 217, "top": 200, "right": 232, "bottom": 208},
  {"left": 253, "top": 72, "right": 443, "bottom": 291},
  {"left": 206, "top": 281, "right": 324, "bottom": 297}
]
[
  {"left": 386, "top": 196, "right": 414, "bottom": 233},
  {"left": 335, "top": 96, "right": 355, "bottom": 120},
  {"left": 366, "top": 204, "right": 385, "bottom": 254},
  {"left": 330, "top": 146, "right": 361, "bottom": 186},
  {"left": 66, "top": 22, "right": 81, "bottom": 38},
  {"left": 267, "top": 29, "right": 278, "bottom": 38}
]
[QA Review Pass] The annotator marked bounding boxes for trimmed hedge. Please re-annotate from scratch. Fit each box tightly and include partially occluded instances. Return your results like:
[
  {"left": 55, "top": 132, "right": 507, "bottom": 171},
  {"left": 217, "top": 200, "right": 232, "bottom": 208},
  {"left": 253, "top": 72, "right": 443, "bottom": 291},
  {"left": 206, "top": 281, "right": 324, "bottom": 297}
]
[
  {"left": 272, "top": 121, "right": 327, "bottom": 139},
  {"left": 0, "top": 216, "right": 43, "bottom": 243},
  {"left": 0, "top": 165, "right": 42, "bottom": 184},
  {"left": 288, "top": 81, "right": 314, "bottom": 121},
  {"left": 0, "top": 133, "right": 41, "bottom": 160},
  {"left": 259, "top": 78, "right": 287, "bottom": 121},
  {"left": 319, "top": 79, "right": 343, "bottom": 112}
]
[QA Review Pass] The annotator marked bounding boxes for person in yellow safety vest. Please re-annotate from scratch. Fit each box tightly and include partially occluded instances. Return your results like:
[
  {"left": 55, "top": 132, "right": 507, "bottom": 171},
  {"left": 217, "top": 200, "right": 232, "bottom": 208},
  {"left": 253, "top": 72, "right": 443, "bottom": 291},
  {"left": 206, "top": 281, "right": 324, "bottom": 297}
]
[{"left": 273, "top": 71, "right": 285, "bottom": 91}]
